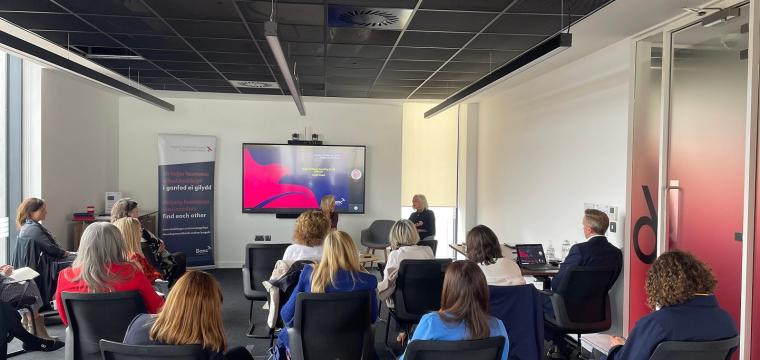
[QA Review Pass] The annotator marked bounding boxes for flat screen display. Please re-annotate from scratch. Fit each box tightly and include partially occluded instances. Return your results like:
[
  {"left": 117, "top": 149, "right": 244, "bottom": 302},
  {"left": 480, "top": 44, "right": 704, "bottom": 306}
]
[{"left": 242, "top": 143, "right": 366, "bottom": 214}]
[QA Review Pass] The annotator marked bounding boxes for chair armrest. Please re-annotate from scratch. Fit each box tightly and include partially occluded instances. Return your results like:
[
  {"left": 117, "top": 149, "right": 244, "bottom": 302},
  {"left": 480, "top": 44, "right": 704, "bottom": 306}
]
[
  {"left": 360, "top": 229, "right": 370, "bottom": 246},
  {"left": 288, "top": 328, "right": 304, "bottom": 360},
  {"left": 242, "top": 267, "right": 253, "bottom": 297},
  {"left": 538, "top": 289, "right": 552, "bottom": 296}
]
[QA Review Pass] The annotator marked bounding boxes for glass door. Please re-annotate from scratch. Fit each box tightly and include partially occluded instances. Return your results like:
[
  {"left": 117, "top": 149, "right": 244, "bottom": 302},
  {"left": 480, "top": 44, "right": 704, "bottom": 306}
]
[{"left": 666, "top": 4, "right": 749, "bottom": 329}]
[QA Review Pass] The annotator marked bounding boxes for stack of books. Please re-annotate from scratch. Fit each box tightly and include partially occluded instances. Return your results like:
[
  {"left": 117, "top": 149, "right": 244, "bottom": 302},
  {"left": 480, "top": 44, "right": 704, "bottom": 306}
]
[{"left": 72, "top": 212, "right": 95, "bottom": 221}]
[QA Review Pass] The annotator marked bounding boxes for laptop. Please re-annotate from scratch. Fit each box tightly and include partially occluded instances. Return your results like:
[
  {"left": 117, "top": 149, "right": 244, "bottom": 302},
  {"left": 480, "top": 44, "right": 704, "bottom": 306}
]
[{"left": 515, "top": 244, "right": 558, "bottom": 270}]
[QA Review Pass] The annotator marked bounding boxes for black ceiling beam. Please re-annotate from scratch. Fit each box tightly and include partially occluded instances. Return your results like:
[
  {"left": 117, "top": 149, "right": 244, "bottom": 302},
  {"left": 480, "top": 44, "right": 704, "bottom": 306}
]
[
  {"left": 0, "top": 29, "right": 174, "bottom": 111},
  {"left": 424, "top": 32, "right": 571, "bottom": 118}
]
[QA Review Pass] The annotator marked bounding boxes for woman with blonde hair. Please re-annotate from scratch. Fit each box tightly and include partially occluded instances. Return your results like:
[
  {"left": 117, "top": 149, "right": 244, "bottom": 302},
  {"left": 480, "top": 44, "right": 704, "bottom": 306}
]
[
  {"left": 54, "top": 222, "right": 164, "bottom": 326},
  {"left": 408, "top": 194, "right": 435, "bottom": 239},
  {"left": 114, "top": 217, "right": 162, "bottom": 283},
  {"left": 320, "top": 195, "right": 339, "bottom": 229},
  {"left": 282, "top": 210, "right": 331, "bottom": 262},
  {"left": 275, "top": 230, "right": 378, "bottom": 357},
  {"left": 123, "top": 271, "right": 253, "bottom": 360}
]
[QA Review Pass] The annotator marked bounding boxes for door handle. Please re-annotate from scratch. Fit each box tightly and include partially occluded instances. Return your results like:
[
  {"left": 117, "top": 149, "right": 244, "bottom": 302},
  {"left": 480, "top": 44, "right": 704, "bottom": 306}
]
[{"left": 667, "top": 180, "right": 681, "bottom": 247}]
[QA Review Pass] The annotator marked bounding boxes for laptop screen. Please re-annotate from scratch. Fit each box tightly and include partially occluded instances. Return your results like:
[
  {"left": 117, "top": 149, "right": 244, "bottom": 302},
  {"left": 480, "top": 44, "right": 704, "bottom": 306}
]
[{"left": 516, "top": 244, "right": 547, "bottom": 265}]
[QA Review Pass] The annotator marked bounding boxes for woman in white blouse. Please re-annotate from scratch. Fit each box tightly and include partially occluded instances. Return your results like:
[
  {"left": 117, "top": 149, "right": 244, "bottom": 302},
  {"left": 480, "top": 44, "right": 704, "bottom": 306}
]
[
  {"left": 282, "top": 210, "right": 331, "bottom": 262},
  {"left": 466, "top": 225, "right": 525, "bottom": 286}
]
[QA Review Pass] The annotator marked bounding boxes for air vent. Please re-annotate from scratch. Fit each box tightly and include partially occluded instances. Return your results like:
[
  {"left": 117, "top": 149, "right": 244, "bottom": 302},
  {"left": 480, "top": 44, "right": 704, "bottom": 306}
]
[
  {"left": 328, "top": 6, "right": 413, "bottom": 30},
  {"left": 71, "top": 46, "right": 144, "bottom": 60},
  {"left": 230, "top": 80, "right": 280, "bottom": 89}
]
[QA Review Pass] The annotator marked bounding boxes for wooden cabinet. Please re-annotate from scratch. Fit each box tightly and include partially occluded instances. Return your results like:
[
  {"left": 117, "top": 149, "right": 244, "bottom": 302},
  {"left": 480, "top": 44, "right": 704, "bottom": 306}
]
[{"left": 72, "top": 211, "right": 157, "bottom": 250}]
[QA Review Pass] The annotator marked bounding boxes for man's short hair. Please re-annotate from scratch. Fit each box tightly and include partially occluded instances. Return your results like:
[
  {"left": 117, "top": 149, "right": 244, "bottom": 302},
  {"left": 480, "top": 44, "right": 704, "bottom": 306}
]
[{"left": 584, "top": 209, "right": 609, "bottom": 235}]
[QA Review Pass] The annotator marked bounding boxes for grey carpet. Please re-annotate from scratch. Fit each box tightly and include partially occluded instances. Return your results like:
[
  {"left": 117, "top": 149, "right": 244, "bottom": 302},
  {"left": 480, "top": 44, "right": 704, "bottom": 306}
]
[{"left": 6, "top": 268, "right": 400, "bottom": 360}]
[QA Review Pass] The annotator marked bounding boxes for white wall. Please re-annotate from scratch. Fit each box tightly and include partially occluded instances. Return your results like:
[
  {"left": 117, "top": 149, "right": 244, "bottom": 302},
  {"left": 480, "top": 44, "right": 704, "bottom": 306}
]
[
  {"left": 474, "top": 39, "right": 631, "bottom": 335},
  {"left": 40, "top": 69, "right": 120, "bottom": 250},
  {"left": 118, "top": 94, "right": 402, "bottom": 267}
]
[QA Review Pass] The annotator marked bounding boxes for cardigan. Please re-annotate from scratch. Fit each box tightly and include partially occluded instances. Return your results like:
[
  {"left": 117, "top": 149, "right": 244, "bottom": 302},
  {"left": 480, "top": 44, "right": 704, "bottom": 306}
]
[
  {"left": 605, "top": 295, "right": 736, "bottom": 360},
  {"left": 55, "top": 262, "right": 164, "bottom": 326},
  {"left": 401, "top": 312, "right": 509, "bottom": 360}
]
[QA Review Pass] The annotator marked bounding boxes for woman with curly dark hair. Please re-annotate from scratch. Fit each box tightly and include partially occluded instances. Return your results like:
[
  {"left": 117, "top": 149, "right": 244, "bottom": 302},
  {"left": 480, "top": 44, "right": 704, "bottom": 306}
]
[
  {"left": 282, "top": 210, "right": 330, "bottom": 262},
  {"left": 605, "top": 251, "right": 737, "bottom": 360}
]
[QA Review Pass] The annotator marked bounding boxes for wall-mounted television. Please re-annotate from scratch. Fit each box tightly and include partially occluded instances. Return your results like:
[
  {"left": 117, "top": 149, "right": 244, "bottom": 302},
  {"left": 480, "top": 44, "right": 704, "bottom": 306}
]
[{"left": 242, "top": 143, "right": 366, "bottom": 214}]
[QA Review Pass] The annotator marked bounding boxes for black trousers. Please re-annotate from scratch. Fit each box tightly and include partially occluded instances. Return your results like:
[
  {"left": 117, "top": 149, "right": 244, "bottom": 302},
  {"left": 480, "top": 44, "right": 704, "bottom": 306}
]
[{"left": 0, "top": 301, "right": 43, "bottom": 359}]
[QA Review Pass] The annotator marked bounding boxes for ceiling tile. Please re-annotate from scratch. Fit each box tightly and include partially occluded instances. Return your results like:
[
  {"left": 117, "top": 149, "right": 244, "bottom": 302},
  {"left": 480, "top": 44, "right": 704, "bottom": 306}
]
[
  {"left": 112, "top": 34, "right": 191, "bottom": 51},
  {"left": 112, "top": 68, "right": 169, "bottom": 78},
  {"left": 268, "top": 24, "right": 324, "bottom": 43},
  {"left": 326, "top": 44, "right": 391, "bottom": 58},
  {"left": 138, "top": 49, "right": 204, "bottom": 62},
  {"left": 167, "top": 19, "right": 250, "bottom": 39},
  {"left": 146, "top": 83, "right": 194, "bottom": 91},
  {"left": 507, "top": 0, "right": 611, "bottom": 16},
  {"left": 328, "top": 28, "right": 400, "bottom": 46},
  {"left": 90, "top": 58, "right": 157, "bottom": 70},
  {"left": 194, "top": 85, "right": 238, "bottom": 93},
  {"left": 216, "top": 63, "right": 277, "bottom": 73},
  {"left": 53, "top": 0, "right": 152, "bottom": 16},
  {"left": 430, "top": 71, "right": 483, "bottom": 81},
  {"left": 288, "top": 42, "right": 325, "bottom": 56},
  {"left": 239, "top": 88, "right": 284, "bottom": 95},
  {"left": 302, "top": 89, "right": 324, "bottom": 96},
  {"left": 167, "top": 70, "right": 225, "bottom": 79},
  {"left": 420, "top": 0, "right": 510, "bottom": 12},
  {"left": 33, "top": 30, "right": 120, "bottom": 48},
  {"left": 153, "top": 61, "right": 215, "bottom": 71},
  {"left": 0, "top": 0, "right": 67, "bottom": 12},
  {"left": 392, "top": 47, "right": 456, "bottom": 61},
  {"left": 239, "top": 1, "right": 324, "bottom": 26},
  {"left": 386, "top": 60, "right": 443, "bottom": 71},
  {"left": 399, "top": 31, "right": 471, "bottom": 48},
  {"left": 408, "top": 93, "right": 446, "bottom": 99},
  {"left": 224, "top": 72, "right": 276, "bottom": 81},
  {"left": 202, "top": 51, "right": 268, "bottom": 64},
  {"left": 328, "top": 0, "right": 416, "bottom": 7},
  {"left": 326, "top": 57, "right": 384, "bottom": 69},
  {"left": 452, "top": 49, "right": 520, "bottom": 63},
  {"left": 0, "top": 12, "right": 93, "bottom": 32},
  {"left": 467, "top": 34, "right": 542, "bottom": 50},
  {"left": 407, "top": 10, "right": 496, "bottom": 32},
  {"left": 486, "top": 14, "right": 565, "bottom": 35},
  {"left": 380, "top": 70, "right": 432, "bottom": 80},
  {"left": 143, "top": 0, "right": 240, "bottom": 21},
  {"left": 186, "top": 38, "right": 258, "bottom": 53},
  {"left": 83, "top": 15, "right": 174, "bottom": 36},
  {"left": 181, "top": 78, "right": 231, "bottom": 87},
  {"left": 326, "top": 68, "right": 378, "bottom": 78},
  {"left": 442, "top": 61, "right": 493, "bottom": 73},
  {"left": 374, "top": 79, "right": 423, "bottom": 87}
]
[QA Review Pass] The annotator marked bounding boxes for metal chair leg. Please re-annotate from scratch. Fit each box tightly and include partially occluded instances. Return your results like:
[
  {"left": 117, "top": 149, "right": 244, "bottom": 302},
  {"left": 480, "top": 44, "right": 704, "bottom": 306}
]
[{"left": 245, "top": 300, "right": 256, "bottom": 337}]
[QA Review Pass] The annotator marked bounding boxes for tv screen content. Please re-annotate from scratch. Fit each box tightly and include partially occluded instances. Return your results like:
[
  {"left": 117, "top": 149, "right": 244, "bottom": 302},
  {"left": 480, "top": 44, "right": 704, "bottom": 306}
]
[{"left": 242, "top": 144, "right": 366, "bottom": 214}]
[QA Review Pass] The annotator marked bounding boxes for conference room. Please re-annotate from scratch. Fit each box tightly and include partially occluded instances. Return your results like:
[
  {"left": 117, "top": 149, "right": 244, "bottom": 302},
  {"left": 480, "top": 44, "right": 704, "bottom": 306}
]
[{"left": 0, "top": 0, "right": 757, "bottom": 359}]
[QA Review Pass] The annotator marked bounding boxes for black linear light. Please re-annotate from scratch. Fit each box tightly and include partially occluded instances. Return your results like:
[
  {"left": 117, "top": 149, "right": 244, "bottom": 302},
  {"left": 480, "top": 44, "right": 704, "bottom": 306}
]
[
  {"left": 424, "top": 33, "right": 572, "bottom": 119},
  {"left": 265, "top": 21, "right": 305, "bottom": 116}
]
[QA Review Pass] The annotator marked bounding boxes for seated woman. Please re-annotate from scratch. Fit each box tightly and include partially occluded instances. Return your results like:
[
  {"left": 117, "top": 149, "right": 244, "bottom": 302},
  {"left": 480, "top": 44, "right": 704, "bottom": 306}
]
[
  {"left": 605, "top": 251, "right": 737, "bottom": 360},
  {"left": 465, "top": 225, "right": 525, "bottom": 286},
  {"left": 55, "top": 222, "right": 164, "bottom": 326},
  {"left": 276, "top": 230, "right": 378, "bottom": 358},
  {"left": 111, "top": 198, "right": 186, "bottom": 286},
  {"left": 114, "top": 218, "right": 162, "bottom": 283},
  {"left": 408, "top": 194, "right": 435, "bottom": 239},
  {"left": 0, "top": 264, "right": 56, "bottom": 339},
  {"left": 12, "top": 198, "right": 74, "bottom": 307},
  {"left": 320, "top": 195, "right": 339, "bottom": 229},
  {"left": 0, "top": 300, "right": 63, "bottom": 354},
  {"left": 401, "top": 260, "right": 510, "bottom": 360},
  {"left": 282, "top": 210, "right": 330, "bottom": 262},
  {"left": 123, "top": 271, "right": 253, "bottom": 360}
]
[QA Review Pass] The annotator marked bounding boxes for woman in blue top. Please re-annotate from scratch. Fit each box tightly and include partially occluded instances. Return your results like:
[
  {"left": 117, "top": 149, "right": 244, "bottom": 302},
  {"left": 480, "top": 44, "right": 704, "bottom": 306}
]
[
  {"left": 277, "top": 230, "right": 378, "bottom": 358},
  {"left": 401, "top": 260, "right": 509, "bottom": 360}
]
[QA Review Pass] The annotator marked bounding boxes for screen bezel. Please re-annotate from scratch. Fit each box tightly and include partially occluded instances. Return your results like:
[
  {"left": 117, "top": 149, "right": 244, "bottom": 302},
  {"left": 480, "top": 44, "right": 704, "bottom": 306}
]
[{"left": 241, "top": 143, "right": 367, "bottom": 215}]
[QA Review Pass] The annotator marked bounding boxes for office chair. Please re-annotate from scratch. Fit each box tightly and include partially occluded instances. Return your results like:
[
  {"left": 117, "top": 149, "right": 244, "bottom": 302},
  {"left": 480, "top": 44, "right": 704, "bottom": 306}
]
[
  {"left": 489, "top": 285, "right": 544, "bottom": 360},
  {"left": 99, "top": 340, "right": 207, "bottom": 360},
  {"left": 241, "top": 243, "right": 288, "bottom": 337},
  {"left": 543, "top": 266, "right": 618, "bottom": 359},
  {"left": 287, "top": 291, "right": 374, "bottom": 360},
  {"left": 62, "top": 291, "right": 147, "bottom": 360},
  {"left": 360, "top": 220, "right": 394, "bottom": 266},
  {"left": 386, "top": 259, "right": 452, "bottom": 351},
  {"left": 648, "top": 336, "right": 739, "bottom": 360},
  {"left": 418, "top": 239, "right": 438, "bottom": 254},
  {"left": 403, "top": 336, "right": 506, "bottom": 360}
]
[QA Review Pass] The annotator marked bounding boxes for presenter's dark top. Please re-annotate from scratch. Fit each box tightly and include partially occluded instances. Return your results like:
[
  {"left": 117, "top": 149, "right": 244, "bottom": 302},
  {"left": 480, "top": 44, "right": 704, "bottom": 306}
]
[
  {"left": 606, "top": 295, "right": 737, "bottom": 360},
  {"left": 551, "top": 235, "right": 622, "bottom": 291},
  {"left": 329, "top": 211, "right": 339, "bottom": 229},
  {"left": 124, "top": 313, "right": 225, "bottom": 360},
  {"left": 409, "top": 209, "right": 435, "bottom": 238}
]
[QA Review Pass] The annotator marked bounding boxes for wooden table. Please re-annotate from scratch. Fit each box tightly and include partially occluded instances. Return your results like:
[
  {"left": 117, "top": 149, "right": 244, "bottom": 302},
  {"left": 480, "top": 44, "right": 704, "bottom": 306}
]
[
  {"left": 449, "top": 243, "right": 559, "bottom": 277},
  {"left": 359, "top": 253, "right": 381, "bottom": 267}
]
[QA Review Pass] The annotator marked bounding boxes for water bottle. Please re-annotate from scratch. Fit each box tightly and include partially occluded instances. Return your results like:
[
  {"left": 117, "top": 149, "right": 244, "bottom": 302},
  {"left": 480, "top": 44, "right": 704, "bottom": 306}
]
[
  {"left": 561, "top": 239, "right": 572, "bottom": 259},
  {"left": 545, "top": 244, "right": 555, "bottom": 260}
]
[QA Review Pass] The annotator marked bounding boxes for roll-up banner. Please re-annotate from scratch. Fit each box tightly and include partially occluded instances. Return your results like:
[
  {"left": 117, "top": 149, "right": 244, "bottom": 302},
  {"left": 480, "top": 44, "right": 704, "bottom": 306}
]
[{"left": 158, "top": 134, "right": 216, "bottom": 268}]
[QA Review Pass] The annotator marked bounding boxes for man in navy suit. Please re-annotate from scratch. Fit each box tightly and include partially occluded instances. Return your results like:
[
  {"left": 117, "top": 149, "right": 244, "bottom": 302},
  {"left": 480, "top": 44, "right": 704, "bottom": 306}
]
[{"left": 544, "top": 209, "right": 623, "bottom": 357}]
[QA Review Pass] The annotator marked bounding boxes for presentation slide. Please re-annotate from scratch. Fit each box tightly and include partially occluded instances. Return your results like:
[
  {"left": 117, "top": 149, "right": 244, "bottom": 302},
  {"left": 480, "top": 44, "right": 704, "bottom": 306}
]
[{"left": 242, "top": 144, "right": 366, "bottom": 214}]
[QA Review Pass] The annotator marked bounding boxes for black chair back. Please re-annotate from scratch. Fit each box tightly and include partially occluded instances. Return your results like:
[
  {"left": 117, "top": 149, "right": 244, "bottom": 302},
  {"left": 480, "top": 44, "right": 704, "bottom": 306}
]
[
  {"left": 488, "top": 285, "right": 543, "bottom": 360},
  {"left": 62, "top": 291, "right": 147, "bottom": 360},
  {"left": 243, "top": 243, "right": 289, "bottom": 300},
  {"left": 648, "top": 336, "right": 739, "bottom": 360},
  {"left": 287, "top": 291, "right": 374, "bottom": 360},
  {"left": 99, "top": 340, "right": 206, "bottom": 360},
  {"left": 548, "top": 266, "right": 617, "bottom": 332},
  {"left": 418, "top": 239, "right": 438, "bottom": 254},
  {"left": 394, "top": 259, "right": 452, "bottom": 322},
  {"left": 403, "top": 336, "right": 506, "bottom": 360}
]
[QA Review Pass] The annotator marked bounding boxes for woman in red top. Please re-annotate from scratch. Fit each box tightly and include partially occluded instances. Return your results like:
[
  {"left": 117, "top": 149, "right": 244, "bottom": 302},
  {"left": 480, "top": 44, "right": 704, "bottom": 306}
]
[
  {"left": 113, "top": 218, "right": 162, "bottom": 283},
  {"left": 55, "top": 222, "right": 163, "bottom": 326}
]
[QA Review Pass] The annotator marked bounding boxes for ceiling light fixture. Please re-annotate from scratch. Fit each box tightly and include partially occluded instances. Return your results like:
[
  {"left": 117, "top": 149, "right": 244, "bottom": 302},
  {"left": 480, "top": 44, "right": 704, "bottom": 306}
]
[
  {"left": 702, "top": 7, "right": 740, "bottom": 27},
  {"left": 424, "top": 33, "right": 572, "bottom": 119},
  {"left": 265, "top": 21, "right": 305, "bottom": 116},
  {"left": 84, "top": 54, "right": 144, "bottom": 60}
]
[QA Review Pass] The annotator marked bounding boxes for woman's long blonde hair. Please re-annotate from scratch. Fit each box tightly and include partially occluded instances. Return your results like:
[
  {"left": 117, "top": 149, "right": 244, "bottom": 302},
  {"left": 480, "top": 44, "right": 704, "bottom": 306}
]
[
  {"left": 320, "top": 195, "right": 335, "bottom": 215},
  {"left": 69, "top": 222, "right": 132, "bottom": 293},
  {"left": 311, "top": 230, "right": 364, "bottom": 293},
  {"left": 113, "top": 217, "right": 143, "bottom": 257},
  {"left": 150, "top": 271, "right": 226, "bottom": 352},
  {"left": 389, "top": 219, "right": 420, "bottom": 250}
]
